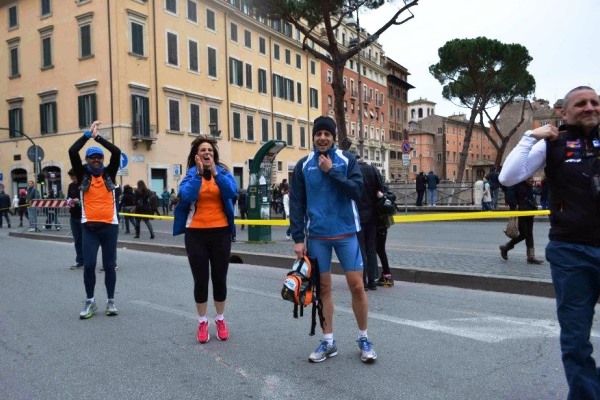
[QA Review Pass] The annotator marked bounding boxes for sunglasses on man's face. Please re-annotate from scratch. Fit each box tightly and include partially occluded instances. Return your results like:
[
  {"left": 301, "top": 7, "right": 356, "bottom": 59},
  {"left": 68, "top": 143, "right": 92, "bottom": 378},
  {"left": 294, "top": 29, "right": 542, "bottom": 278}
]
[{"left": 88, "top": 155, "right": 104, "bottom": 160}]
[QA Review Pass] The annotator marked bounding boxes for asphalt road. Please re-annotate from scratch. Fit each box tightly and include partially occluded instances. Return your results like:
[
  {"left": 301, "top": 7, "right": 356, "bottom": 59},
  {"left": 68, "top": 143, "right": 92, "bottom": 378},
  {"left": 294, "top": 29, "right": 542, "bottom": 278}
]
[{"left": 1, "top": 229, "right": 592, "bottom": 399}]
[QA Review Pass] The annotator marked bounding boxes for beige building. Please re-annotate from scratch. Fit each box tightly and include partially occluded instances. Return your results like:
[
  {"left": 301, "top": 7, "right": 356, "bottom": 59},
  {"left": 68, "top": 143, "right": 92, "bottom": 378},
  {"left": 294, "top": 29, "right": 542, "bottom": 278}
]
[{"left": 0, "top": 0, "right": 322, "bottom": 197}]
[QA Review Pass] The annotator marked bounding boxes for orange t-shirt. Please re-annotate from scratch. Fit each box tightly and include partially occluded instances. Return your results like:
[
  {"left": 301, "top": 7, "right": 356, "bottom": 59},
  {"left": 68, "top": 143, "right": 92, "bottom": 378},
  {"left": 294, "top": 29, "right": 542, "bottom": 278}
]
[
  {"left": 188, "top": 177, "right": 228, "bottom": 229},
  {"left": 81, "top": 175, "right": 118, "bottom": 224}
]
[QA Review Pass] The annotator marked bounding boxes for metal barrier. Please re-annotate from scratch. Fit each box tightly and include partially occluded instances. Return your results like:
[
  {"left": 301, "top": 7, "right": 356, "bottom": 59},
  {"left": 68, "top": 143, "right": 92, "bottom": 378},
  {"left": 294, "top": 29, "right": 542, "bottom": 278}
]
[{"left": 27, "top": 199, "right": 70, "bottom": 232}]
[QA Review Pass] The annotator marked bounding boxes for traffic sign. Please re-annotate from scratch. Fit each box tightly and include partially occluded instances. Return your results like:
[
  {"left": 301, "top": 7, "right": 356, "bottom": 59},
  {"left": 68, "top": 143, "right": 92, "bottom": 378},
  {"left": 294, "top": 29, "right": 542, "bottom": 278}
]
[
  {"left": 27, "top": 145, "right": 45, "bottom": 162},
  {"left": 402, "top": 140, "right": 411, "bottom": 154},
  {"left": 402, "top": 160, "right": 411, "bottom": 166},
  {"left": 173, "top": 164, "right": 182, "bottom": 177},
  {"left": 402, "top": 154, "right": 411, "bottom": 160},
  {"left": 120, "top": 152, "right": 129, "bottom": 169}
]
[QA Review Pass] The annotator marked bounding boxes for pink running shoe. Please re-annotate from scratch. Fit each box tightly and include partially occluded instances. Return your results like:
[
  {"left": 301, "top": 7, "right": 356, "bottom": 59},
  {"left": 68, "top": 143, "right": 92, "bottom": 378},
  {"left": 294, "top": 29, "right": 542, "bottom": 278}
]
[
  {"left": 215, "top": 318, "right": 229, "bottom": 341},
  {"left": 197, "top": 321, "right": 210, "bottom": 344}
]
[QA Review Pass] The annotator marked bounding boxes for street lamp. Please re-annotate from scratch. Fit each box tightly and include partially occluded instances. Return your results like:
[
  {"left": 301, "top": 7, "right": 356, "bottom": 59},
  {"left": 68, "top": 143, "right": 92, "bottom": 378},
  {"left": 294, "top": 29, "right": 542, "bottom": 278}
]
[{"left": 208, "top": 122, "right": 221, "bottom": 137}]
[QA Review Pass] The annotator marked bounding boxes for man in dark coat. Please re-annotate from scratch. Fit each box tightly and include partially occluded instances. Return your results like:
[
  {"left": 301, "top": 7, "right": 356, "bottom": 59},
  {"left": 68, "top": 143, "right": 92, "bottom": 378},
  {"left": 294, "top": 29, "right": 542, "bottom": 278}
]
[{"left": 415, "top": 172, "right": 426, "bottom": 206}]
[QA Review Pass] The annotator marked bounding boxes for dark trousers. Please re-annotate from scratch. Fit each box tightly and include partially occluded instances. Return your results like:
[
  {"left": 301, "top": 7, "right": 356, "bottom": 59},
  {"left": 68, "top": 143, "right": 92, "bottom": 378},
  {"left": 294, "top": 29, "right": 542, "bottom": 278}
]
[
  {"left": 0, "top": 210, "right": 10, "bottom": 227},
  {"left": 185, "top": 227, "right": 231, "bottom": 304},
  {"left": 416, "top": 190, "right": 425, "bottom": 206},
  {"left": 70, "top": 217, "right": 83, "bottom": 266},
  {"left": 82, "top": 223, "right": 118, "bottom": 299},
  {"left": 507, "top": 216, "right": 534, "bottom": 249},
  {"left": 357, "top": 220, "right": 378, "bottom": 283},
  {"left": 135, "top": 216, "right": 154, "bottom": 237},
  {"left": 547, "top": 241, "right": 600, "bottom": 400},
  {"left": 239, "top": 209, "right": 247, "bottom": 230},
  {"left": 376, "top": 226, "right": 391, "bottom": 275}
]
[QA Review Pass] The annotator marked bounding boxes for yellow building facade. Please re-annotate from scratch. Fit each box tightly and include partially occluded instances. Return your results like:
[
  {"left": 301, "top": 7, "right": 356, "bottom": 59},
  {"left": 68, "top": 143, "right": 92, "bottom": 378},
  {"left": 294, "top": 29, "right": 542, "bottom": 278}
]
[{"left": 0, "top": 0, "right": 321, "bottom": 196}]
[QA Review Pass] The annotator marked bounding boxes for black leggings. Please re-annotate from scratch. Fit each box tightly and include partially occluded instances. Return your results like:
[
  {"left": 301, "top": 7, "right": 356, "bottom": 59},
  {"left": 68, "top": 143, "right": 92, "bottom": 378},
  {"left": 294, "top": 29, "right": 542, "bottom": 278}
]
[
  {"left": 508, "top": 216, "right": 535, "bottom": 249},
  {"left": 376, "top": 226, "right": 391, "bottom": 275},
  {"left": 185, "top": 227, "right": 231, "bottom": 304}
]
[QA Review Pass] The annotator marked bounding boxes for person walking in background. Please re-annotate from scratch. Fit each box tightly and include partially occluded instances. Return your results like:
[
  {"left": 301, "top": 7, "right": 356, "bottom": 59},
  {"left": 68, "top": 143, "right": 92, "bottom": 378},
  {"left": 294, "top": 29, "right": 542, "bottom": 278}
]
[
  {"left": 0, "top": 188, "right": 11, "bottom": 228},
  {"left": 173, "top": 135, "right": 237, "bottom": 344},
  {"left": 486, "top": 167, "right": 501, "bottom": 209},
  {"left": 282, "top": 188, "right": 291, "bottom": 239},
  {"left": 500, "top": 86, "right": 600, "bottom": 398},
  {"left": 356, "top": 155, "right": 384, "bottom": 291},
  {"left": 119, "top": 184, "right": 137, "bottom": 234},
  {"left": 481, "top": 177, "right": 492, "bottom": 211},
  {"left": 67, "top": 169, "right": 83, "bottom": 270},
  {"left": 134, "top": 180, "right": 155, "bottom": 239},
  {"left": 290, "top": 115, "right": 377, "bottom": 364},
  {"left": 68, "top": 120, "right": 121, "bottom": 319},
  {"left": 415, "top": 171, "right": 426, "bottom": 206},
  {"left": 149, "top": 190, "right": 160, "bottom": 216},
  {"left": 168, "top": 188, "right": 178, "bottom": 211},
  {"left": 499, "top": 178, "right": 543, "bottom": 264},
  {"left": 237, "top": 188, "right": 247, "bottom": 230},
  {"left": 46, "top": 189, "right": 61, "bottom": 231},
  {"left": 17, "top": 189, "right": 27, "bottom": 227},
  {"left": 161, "top": 187, "right": 170, "bottom": 216},
  {"left": 11, "top": 193, "right": 19, "bottom": 216},
  {"left": 25, "top": 181, "right": 40, "bottom": 231},
  {"left": 426, "top": 170, "right": 440, "bottom": 206}
]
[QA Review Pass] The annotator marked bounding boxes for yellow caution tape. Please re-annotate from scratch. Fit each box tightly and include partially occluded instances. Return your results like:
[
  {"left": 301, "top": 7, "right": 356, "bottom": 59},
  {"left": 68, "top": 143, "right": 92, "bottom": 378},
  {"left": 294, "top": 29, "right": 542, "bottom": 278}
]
[{"left": 119, "top": 210, "right": 550, "bottom": 225}]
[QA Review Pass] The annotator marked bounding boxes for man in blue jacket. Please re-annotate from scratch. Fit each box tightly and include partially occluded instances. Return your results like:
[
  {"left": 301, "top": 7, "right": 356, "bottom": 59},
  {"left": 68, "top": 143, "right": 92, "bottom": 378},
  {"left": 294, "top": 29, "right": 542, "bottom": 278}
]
[{"left": 290, "top": 116, "right": 377, "bottom": 364}]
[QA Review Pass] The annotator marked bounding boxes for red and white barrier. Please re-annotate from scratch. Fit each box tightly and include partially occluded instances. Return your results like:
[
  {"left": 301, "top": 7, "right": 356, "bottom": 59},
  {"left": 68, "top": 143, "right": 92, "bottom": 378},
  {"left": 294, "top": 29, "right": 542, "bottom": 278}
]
[{"left": 29, "top": 199, "right": 69, "bottom": 208}]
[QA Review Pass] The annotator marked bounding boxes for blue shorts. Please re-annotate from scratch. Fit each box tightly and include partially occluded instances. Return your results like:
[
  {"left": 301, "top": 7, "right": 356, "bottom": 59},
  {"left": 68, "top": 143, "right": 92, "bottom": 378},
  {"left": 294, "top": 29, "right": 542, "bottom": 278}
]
[{"left": 307, "top": 234, "right": 363, "bottom": 273}]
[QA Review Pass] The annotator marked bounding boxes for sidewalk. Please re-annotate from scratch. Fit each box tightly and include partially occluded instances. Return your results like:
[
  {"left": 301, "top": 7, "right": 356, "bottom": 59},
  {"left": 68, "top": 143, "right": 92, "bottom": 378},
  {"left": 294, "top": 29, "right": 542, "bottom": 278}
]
[{"left": 8, "top": 216, "right": 556, "bottom": 299}]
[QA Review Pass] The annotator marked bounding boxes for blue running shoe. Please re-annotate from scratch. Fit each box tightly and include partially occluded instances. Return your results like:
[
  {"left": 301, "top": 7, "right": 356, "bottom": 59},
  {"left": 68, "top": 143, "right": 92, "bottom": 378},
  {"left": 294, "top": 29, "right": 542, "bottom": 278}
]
[
  {"left": 357, "top": 337, "right": 377, "bottom": 363},
  {"left": 308, "top": 339, "right": 337, "bottom": 363}
]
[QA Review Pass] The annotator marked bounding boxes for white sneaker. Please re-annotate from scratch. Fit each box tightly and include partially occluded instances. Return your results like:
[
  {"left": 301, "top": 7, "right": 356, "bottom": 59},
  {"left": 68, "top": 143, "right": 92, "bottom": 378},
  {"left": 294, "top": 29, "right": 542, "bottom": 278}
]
[{"left": 286, "top": 235, "right": 291, "bottom": 240}]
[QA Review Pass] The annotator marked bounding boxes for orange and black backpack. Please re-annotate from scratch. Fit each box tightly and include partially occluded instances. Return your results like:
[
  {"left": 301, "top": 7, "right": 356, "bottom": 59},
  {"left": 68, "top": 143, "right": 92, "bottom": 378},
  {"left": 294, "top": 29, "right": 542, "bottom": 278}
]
[{"left": 281, "top": 255, "right": 323, "bottom": 335}]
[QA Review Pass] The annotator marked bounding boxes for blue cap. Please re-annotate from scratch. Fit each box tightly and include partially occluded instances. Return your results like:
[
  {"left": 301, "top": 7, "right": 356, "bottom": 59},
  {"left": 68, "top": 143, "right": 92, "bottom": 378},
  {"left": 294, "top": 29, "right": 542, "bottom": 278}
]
[{"left": 85, "top": 146, "right": 104, "bottom": 158}]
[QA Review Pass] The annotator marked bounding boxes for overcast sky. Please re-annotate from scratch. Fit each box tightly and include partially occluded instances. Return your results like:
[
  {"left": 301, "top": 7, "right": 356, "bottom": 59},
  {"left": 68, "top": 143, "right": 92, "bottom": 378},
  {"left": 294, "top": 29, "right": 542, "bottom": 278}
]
[{"left": 360, "top": 0, "right": 600, "bottom": 118}]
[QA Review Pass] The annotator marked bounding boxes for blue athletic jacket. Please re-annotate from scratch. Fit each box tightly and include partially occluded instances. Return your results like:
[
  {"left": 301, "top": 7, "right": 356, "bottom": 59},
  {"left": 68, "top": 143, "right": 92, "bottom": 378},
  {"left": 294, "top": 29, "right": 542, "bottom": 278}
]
[
  {"left": 172, "top": 164, "right": 238, "bottom": 236},
  {"left": 289, "top": 146, "right": 363, "bottom": 243}
]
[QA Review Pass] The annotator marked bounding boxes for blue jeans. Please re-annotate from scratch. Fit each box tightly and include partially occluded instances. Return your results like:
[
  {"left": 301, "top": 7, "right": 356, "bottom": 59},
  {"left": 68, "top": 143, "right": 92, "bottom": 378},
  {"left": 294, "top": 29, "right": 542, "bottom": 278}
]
[
  {"left": 82, "top": 223, "right": 119, "bottom": 299},
  {"left": 427, "top": 189, "right": 437, "bottom": 205},
  {"left": 28, "top": 206, "right": 37, "bottom": 228},
  {"left": 547, "top": 240, "right": 600, "bottom": 400},
  {"left": 70, "top": 217, "right": 83, "bottom": 266}
]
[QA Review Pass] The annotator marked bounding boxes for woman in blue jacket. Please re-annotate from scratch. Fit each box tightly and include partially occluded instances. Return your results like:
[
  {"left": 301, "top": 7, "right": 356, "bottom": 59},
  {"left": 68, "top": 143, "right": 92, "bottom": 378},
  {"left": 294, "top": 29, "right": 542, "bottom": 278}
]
[{"left": 173, "top": 136, "right": 237, "bottom": 344}]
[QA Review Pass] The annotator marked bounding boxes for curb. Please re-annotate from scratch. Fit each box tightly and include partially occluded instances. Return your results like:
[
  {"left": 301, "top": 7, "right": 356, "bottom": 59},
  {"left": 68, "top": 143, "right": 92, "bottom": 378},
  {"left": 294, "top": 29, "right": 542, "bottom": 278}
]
[{"left": 10, "top": 231, "right": 556, "bottom": 299}]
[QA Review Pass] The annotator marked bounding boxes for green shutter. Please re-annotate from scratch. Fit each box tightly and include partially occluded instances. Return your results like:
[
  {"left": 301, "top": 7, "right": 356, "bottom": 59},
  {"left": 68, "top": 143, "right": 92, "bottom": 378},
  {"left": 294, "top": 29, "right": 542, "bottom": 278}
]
[
  {"left": 91, "top": 94, "right": 97, "bottom": 122},
  {"left": 40, "top": 104, "right": 47, "bottom": 134},
  {"left": 78, "top": 96, "right": 85, "bottom": 128},
  {"left": 51, "top": 102, "right": 57, "bottom": 132}
]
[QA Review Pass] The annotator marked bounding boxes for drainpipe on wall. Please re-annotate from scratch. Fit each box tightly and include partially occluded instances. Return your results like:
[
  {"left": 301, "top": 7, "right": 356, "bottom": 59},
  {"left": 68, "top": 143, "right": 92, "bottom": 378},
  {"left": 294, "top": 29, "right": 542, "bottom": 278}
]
[
  {"left": 107, "top": 0, "right": 115, "bottom": 141},
  {"left": 152, "top": 0, "right": 159, "bottom": 137}
]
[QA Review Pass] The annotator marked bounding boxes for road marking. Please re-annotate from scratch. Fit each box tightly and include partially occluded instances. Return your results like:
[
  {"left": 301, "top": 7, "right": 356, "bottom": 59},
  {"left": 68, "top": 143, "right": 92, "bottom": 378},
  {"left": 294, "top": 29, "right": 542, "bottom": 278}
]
[{"left": 135, "top": 287, "right": 600, "bottom": 344}]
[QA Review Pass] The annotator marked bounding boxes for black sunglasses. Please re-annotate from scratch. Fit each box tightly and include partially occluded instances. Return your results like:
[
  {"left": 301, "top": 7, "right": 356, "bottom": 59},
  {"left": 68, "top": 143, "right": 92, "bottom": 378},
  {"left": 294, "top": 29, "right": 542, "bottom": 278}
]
[{"left": 88, "top": 155, "right": 104, "bottom": 160}]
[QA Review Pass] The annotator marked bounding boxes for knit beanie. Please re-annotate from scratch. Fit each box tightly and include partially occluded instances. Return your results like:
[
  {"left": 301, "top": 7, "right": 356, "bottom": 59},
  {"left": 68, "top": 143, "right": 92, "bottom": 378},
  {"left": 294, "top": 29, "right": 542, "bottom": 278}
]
[{"left": 312, "top": 116, "right": 337, "bottom": 141}]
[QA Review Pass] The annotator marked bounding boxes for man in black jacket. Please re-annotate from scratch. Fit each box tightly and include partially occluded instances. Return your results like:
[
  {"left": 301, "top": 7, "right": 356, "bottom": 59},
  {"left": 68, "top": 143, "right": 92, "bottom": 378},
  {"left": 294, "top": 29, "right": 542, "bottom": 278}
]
[
  {"left": 415, "top": 172, "right": 426, "bottom": 206},
  {"left": 0, "top": 187, "right": 11, "bottom": 228},
  {"left": 355, "top": 156, "right": 384, "bottom": 290}
]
